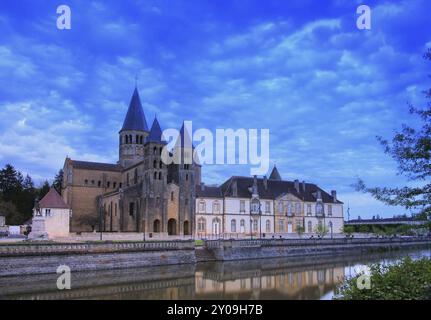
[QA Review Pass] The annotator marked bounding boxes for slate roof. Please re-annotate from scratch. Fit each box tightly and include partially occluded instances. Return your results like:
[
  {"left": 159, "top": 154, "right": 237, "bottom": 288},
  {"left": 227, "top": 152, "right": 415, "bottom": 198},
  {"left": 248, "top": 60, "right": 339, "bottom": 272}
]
[
  {"left": 218, "top": 176, "right": 343, "bottom": 204},
  {"left": 196, "top": 185, "right": 223, "bottom": 198},
  {"left": 39, "top": 188, "right": 70, "bottom": 209},
  {"left": 71, "top": 160, "right": 122, "bottom": 172},
  {"left": 121, "top": 88, "right": 149, "bottom": 132},
  {"left": 147, "top": 116, "right": 166, "bottom": 143}
]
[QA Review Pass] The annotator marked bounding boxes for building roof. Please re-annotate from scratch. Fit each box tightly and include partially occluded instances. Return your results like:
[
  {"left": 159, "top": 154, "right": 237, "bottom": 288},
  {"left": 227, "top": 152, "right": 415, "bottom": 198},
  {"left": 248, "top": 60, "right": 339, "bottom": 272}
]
[
  {"left": 121, "top": 87, "right": 149, "bottom": 132},
  {"left": 269, "top": 166, "right": 282, "bottom": 180},
  {"left": 71, "top": 160, "right": 122, "bottom": 172},
  {"left": 147, "top": 116, "right": 166, "bottom": 144},
  {"left": 219, "top": 176, "right": 343, "bottom": 204},
  {"left": 196, "top": 185, "right": 223, "bottom": 198},
  {"left": 39, "top": 188, "right": 70, "bottom": 209}
]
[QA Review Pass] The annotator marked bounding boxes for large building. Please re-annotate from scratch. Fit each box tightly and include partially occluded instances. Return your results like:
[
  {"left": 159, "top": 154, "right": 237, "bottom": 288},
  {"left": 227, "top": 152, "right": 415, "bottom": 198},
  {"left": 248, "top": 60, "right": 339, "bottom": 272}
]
[{"left": 62, "top": 88, "right": 343, "bottom": 237}]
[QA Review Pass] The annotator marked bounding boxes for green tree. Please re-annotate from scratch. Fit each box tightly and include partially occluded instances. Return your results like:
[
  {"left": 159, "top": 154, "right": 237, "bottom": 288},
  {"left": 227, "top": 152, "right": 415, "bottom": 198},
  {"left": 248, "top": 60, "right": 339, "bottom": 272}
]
[
  {"left": 356, "top": 49, "right": 431, "bottom": 220},
  {"left": 39, "top": 180, "right": 51, "bottom": 199},
  {"left": 52, "top": 169, "right": 63, "bottom": 195},
  {"left": 296, "top": 224, "right": 305, "bottom": 238},
  {"left": 314, "top": 223, "right": 329, "bottom": 238}
]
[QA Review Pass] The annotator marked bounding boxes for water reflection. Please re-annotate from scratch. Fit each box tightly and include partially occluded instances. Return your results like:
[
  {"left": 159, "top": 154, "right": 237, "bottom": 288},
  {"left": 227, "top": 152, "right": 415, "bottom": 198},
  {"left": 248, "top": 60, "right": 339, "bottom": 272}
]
[{"left": 0, "top": 249, "right": 429, "bottom": 300}]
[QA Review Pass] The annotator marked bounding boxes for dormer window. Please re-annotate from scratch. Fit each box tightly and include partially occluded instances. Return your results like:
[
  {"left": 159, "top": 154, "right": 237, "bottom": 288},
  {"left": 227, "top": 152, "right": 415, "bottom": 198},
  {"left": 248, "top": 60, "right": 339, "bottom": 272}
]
[
  {"left": 45, "top": 209, "right": 51, "bottom": 216},
  {"left": 316, "top": 202, "right": 324, "bottom": 216}
]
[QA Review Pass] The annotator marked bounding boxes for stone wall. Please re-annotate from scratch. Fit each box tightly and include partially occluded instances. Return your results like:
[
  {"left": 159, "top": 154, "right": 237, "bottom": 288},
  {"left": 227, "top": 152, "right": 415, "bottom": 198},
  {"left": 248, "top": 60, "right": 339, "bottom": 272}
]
[{"left": 0, "top": 240, "right": 195, "bottom": 276}]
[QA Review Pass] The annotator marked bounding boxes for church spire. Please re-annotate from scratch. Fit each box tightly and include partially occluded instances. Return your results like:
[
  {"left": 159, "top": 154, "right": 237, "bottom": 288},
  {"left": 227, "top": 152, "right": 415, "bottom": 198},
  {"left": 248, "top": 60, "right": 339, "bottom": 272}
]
[
  {"left": 147, "top": 115, "right": 165, "bottom": 143},
  {"left": 269, "top": 165, "right": 282, "bottom": 180},
  {"left": 121, "top": 87, "right": 149, "bottom": 132}
]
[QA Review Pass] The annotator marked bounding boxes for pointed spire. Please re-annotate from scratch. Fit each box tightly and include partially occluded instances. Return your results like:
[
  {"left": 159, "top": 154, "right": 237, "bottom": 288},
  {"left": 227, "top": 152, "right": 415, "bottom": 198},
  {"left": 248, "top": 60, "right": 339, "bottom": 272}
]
[
  {"left": 147, "top": 115, "right": 165, "bottom": 143},
  {"left": 121, "top": 87, "right": 149, "bottom": 132},
  {"left": 175, "top": 121, "right": 194, "bottom": 149},
  {"left": 269, "top": 165, "right": 282, "bottom": 180}
]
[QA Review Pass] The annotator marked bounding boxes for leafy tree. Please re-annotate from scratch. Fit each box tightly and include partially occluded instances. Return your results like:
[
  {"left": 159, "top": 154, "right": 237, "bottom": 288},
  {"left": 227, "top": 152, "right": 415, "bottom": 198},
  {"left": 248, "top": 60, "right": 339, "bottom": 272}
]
[
  {"left": 356, "top": 49, "right": 431, "bottom": 220},
  {"left": 0, "top": 195, "right": 24, "bottom": 225},
  {"left": 52, "top": 169, "right": 63, "bottom": 195},
  {"left": 314, "top": 223, "right": 329, "bottom": 238},
  {"left": 296, "top": 224, "right": 305, "bottom": 238},
  {"left": 342, "top": 225, "right": 355, "bottom": 235}
]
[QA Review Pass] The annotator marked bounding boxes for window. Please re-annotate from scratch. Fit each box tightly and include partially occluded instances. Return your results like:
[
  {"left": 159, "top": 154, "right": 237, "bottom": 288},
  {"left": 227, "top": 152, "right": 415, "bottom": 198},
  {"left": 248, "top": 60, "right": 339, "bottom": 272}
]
[
  {"left": 316, "top": 203, "right": 324, "bottom": 216},
  {"left": 307, "top": 204, "right": 312, "bottom": 215},
  {"left": 279, "top": 219, "right": 285, "bottom": 232},
  {"left": 185, "top": 198, "right": 189, "bottom": 205},
  {"left": 185, "top": 174, "right": 189, "bottom": 181},
  {"left": 156, "top": 197, "right": 160, "bottom": 206},
  {"left": 129, "top": 202, "right": 135, "bottom": 216},
  {"left": 231, "top": 220, "right": 237, "bottom": 233},
  {"left": 328, "top": 205, "right": 332, "bottom": 216},
  {"left": 296, "top": 203, "right": 301, "bottom": 214},
  {"left": 119, "top": 183, "right": 122, "bottom": 188},
  {"left": 251, "top": 199, "right": 260, "bottom": 214},
  {"left": 278, "top": 202, "right": 283, "bottom": 214},
  {"left": 253, "top": 219, "right": 258, "bottom": 231},
  {"left": 154, "top": 172, "right": 157, "bottom": 180},
  {"left": 153, "top": 160, "right": 157, "bottom": 169},
  {"left": 113, "top": 182, "right": 117, "bottom": 189},
  {"left": 125, "top": 135, "right": 129, "bottom": 144},
  {"left": 107, "top": 181, "right": 110, "bottom": 188},
  {"left": 159, "top": 172, "right": 162, "bottom": 180},
  {"left": 45, "top": 209, "right": 51, "bottom": 216},
  {"left": 308, "top": 221, "right": 312, "bottom": 233},
  {"left": 287, "top": 202, "right": 292, "bottom": 216},
  {"left": 329, "top": 221, "right": 333, "bottom": 230},
  {"left": 84, "top": 179, "right": 88, "bottom": 185},
  {"left": 198, "top": 218, "right": 206, "bottom": 232},
  {"left": 266, "top": 220, "right": 271, "bottom": 233},
  {"left": 199, "top": 201, "right": 206, "bottom": 213},
  {"left": 153, "top": 147, "right": 157, "bottom": 155},
  {"left": 212, "top": 201, "right": 220, "bottom": 214},
  {"left": 91, "top": 180, "right": 95, "bottom": 185},
  {"left": 265, "top": 201, "right": 270, "bottom": 213},
  {"left": 171, "top": 192, "right": 174, "bottom": 201},
  {"left": 240, "top": 200, "right": 246, "bottom": 212},
  {"left": 240, "top": 219, "right": 245, "bottom": 227}
]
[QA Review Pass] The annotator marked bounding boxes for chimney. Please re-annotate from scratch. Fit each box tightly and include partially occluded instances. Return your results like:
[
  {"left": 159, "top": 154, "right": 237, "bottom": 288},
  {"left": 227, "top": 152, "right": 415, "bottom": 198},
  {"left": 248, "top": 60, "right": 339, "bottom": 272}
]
[
  {"left": 317, "top": 190, "right": 322, "bottom": 201},
  {"left": 294, "top": 179, "right": 300, "bottom": 193},
  {"left": 263, "top": 175, "right": 268, "bottom": 190},
  {"left": 232, "top": 180, "right": 238, "bottom": 197},
  {"left": 331, "top": 190, "right": 337, "bottom": 203},
  {"left": 252, "top": 175, "right": 258, "bottom": 196}
]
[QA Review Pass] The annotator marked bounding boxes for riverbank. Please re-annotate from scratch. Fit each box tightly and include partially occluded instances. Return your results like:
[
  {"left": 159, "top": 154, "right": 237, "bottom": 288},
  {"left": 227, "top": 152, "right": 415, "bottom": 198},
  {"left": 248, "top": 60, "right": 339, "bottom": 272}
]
[{"left": 0, "top": 237, "right": 429, "bottom": 276}]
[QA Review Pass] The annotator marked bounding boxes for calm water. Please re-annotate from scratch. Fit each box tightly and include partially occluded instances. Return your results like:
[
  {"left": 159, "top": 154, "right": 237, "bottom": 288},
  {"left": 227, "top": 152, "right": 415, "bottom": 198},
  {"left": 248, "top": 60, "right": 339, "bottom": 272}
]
[{"left": 0, "top": 248, "right": 430, "bottom": 300}]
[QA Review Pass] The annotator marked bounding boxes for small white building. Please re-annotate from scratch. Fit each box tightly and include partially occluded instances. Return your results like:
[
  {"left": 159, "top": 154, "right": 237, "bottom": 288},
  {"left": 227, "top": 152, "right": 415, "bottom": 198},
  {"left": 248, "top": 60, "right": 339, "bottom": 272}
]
[{"left": 29, "top": 188, "right": 71, "bottom": 239}]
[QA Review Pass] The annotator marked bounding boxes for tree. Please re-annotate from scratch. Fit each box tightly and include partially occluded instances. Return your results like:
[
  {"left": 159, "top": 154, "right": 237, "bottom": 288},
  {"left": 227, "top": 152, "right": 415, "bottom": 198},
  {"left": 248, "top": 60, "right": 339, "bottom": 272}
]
[
  {"left": 296, "top": 224, "right": 305, "bottom": 238},
  {"left": 356, "top": 49, "right": 431, "bottom": 220},
  {"left": 0, "top": 195, "right": 24, "bottom": 225},
  {"left": 39, "top": 180, "right": 51, "bottom": 199},
  {"left": 314, "top": 223, "right": 329, "bottom": 238},
  {"left": 52, "top": 169, "right": 63, "bottom": 195}
]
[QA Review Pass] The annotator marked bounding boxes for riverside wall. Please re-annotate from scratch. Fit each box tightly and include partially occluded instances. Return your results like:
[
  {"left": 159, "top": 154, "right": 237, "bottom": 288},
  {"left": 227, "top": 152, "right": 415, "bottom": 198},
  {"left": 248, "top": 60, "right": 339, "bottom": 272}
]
[{"left": 0, "top": 237, "right": 429, "bottom": 276}]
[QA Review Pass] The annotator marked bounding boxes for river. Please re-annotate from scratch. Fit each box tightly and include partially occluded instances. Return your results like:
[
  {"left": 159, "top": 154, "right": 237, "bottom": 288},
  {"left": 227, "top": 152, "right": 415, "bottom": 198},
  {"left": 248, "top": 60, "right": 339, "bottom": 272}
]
[{"left": 0, "top": 248, "right": 429, "bottom": 300}]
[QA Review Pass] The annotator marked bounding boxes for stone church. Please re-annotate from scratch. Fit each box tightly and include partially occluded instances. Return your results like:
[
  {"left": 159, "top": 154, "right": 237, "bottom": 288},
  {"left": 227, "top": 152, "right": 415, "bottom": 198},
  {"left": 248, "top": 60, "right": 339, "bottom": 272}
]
[{"left": 62, "top": 87, "right": 201, "bottom": 236}]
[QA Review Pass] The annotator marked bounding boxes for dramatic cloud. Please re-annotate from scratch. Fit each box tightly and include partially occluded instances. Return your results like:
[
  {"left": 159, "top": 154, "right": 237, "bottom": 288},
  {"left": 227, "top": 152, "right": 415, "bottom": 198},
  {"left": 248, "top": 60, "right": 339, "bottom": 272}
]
[{"left": 0, "top": 0, "right": 430, "bottom": 218}]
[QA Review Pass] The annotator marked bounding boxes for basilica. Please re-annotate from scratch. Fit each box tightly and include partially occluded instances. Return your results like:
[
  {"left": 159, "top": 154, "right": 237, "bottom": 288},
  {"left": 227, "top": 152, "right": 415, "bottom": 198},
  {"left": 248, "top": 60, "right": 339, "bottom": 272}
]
[{"left": 61, "top": 88, "right": 344, "bottom": 237}]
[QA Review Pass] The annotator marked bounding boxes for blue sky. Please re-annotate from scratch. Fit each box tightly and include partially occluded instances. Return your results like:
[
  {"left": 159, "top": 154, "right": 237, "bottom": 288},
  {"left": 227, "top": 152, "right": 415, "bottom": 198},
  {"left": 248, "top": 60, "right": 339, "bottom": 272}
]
[{"left": 0, "top": 0, "right": 430, "bottom": 218}]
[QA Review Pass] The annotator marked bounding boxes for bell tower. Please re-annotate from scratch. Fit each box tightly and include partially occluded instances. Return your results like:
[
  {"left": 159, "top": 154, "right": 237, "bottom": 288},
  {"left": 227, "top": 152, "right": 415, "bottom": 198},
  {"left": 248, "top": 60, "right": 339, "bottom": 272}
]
[{"left": 119, "top": 87, "right": 149, "bottom": 168}]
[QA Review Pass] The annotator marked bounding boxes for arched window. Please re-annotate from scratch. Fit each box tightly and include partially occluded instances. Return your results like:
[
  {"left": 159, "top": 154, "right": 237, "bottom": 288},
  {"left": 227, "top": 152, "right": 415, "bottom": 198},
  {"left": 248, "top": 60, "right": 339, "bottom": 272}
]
[
  {"left": 153, "top": 160, "right": 157, "bottom": 169},
  {"left": 136, "top": 135, "right": 139, "bottom": 143},
  {"left": 153, "top": 147, "right": 157, "bottom": 155},
  {"left": 308, "top": 221, "right": 312, "bottom": 233},
  {"left": 140, "top": 135, "right": 143, "bottom": 144},
  {"left": 231, "top": 219, "right": 237, "bottom": 233},
  {"left": 159, "top": 161, "right": 163, "bottom": 169},
  {"left": 266, "top": 220, "right": 271, "bottom": 233},
  {"left": 159, "top": 172, "right": 162, "bottom": 180},
  {"left": 125, "top": 135, "right": 129, "bottom": 144},
  {"left": 171, "top": 192, "right": 174, "bottom": 201},
  {"left": 154, "top": 172, "right": 157, "bottom": 180},
  {"left": 159, "top": 147, "right": 163, "bottom": 155},
  {"left": 240, "top": 219, "right": 245, "bottom": 233},
  {"left": 129, "top": 135, "right": 132, "bottom": 144},
  {"left": 198, "top": 218, "right": 206, "bottom": 232}
]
